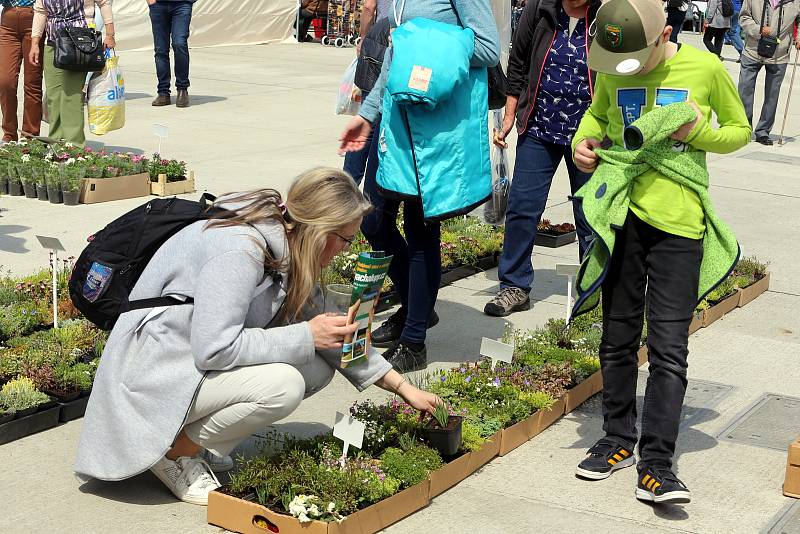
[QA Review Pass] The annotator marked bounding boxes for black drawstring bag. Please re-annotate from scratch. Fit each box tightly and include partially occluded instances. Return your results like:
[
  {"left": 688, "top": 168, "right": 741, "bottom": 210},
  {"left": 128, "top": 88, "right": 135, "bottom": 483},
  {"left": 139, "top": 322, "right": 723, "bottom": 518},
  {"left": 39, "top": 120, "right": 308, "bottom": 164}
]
[{"left": 54, "top": 26, "right": 106, "bottom": 72}]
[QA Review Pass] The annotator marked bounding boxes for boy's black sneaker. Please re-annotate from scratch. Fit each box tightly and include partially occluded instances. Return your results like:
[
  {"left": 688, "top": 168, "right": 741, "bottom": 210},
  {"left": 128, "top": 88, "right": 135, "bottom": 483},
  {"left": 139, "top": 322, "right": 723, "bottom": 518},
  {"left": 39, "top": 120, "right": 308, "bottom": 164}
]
[
  {"left": 383, "top": 341, "right": 427, "bottom": 373},
  {"left": 371, "top": 310, "right": 439, "bottom": 348},
  {"left": 635, "top": 466, "right": 692, "bottom": 504},
  {"left": 575, "top": 438, "right": 636, "bottom": 480}
]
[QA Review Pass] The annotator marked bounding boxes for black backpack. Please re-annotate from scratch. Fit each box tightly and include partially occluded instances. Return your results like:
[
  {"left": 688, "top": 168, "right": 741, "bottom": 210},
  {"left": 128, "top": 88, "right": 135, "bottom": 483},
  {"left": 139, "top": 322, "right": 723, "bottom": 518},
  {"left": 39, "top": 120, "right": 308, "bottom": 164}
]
[
  {"left": 69, "top": 193, "right": 223, "bottom": 330},
  {"left": 721, "top": 0, "right": 734, "bottom": 17}
]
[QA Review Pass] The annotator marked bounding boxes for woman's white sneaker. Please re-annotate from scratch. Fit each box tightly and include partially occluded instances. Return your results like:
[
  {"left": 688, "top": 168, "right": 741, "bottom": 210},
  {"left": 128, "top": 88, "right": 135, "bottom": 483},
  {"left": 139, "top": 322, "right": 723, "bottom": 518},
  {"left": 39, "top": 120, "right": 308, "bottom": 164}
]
[
  {"left": 199, "top": 448, "right": 235, "bottom": 473},
  {"left": 150, "top": 456, "right": 221, "bottom": 506}
]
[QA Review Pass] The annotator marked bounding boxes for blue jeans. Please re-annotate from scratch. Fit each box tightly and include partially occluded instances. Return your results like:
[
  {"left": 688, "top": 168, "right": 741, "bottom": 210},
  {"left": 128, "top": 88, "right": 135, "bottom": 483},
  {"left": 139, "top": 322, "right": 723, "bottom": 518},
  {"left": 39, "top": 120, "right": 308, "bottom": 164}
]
[
  {"left": 149, "top": 1, "right": 192, "bottom": 95},
  {"left": 498, "top": 135, "right": 592, "bottom": 292},
  {"left": 343, "top": 91, "right": 372, "bottom": 185},
  {"left": 726, "top": 11, "right": 744, "bottom": 54},
  {"left": 361, "top": 113, "right": 441, "bottom": 344}
]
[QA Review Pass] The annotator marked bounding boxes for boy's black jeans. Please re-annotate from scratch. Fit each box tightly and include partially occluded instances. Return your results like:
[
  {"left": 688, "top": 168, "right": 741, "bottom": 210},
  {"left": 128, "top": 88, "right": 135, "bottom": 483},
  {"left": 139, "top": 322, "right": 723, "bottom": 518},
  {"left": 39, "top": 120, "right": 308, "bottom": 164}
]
[{"left": 599, "top": 211, "right": 703, "bottom": 470}]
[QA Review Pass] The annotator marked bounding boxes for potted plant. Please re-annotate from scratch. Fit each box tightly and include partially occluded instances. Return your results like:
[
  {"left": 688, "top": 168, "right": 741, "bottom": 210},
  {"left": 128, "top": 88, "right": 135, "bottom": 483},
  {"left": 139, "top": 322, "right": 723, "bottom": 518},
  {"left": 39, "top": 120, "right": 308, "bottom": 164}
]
[
  {"left": 535, "top": 219, "right": 577, "bottom": 248},
  {"left": 18, "top": 162, "right": 37, "bottom": 198},
  {"left": 46, "top": 164, "right": 63, "bottom": 204},
  {"left": 61, "top": 163, "right": 85, "bottom": 205},
  {"left": 33, "top": 162, "right": 48, "bottom": 201},
  {"left": 7, "top": 163, "right": 23, "bottom": 196},
  {"left": 424, "top": 403, "right": 463, "bottom": 457},
  {"left": 0, "top": 406, "right": 14, "bottom": 424},
  {"left": 0, "top": 161, "right": 9, "bottom": 195},
  {"left": 0, "top": 376, "right": 52, "bottom": 418}
]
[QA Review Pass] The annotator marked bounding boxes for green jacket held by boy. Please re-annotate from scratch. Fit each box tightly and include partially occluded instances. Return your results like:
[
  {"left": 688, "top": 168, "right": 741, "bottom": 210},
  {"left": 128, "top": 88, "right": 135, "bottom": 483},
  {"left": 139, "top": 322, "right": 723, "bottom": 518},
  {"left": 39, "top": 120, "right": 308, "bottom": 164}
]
[{"left": 570, "top": 45, "right": 752, "bottom": 318}]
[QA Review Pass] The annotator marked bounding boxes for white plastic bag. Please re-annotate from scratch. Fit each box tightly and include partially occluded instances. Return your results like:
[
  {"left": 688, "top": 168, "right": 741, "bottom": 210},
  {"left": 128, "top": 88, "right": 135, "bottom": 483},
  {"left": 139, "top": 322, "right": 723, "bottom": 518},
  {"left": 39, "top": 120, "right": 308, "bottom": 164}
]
[
  {"left": 335, "top": 59, "right": 362, "bottom": 116},
  {"left": 483, "top": 110, "right": 511, "bottom": 225},
  {"left": 87, "top": 53, "right": 126, "bottom": 135}
]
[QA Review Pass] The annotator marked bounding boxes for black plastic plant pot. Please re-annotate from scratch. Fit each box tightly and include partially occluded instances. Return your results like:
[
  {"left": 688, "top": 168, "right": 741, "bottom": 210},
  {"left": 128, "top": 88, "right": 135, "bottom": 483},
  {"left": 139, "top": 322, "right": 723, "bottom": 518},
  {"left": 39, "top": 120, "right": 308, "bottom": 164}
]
[
  {"left": 0, "top": 177, "right": 8, "bottom": 194},
  {"left": 425, "top": 415, "right": 463, "bottom": 457},
  {"left": 36, "top": 184, "right": 48, "bottom": 201},
  {"left": 47, "top": 187, "right": 63, "bottom": 204},
  {"left": 59, "top": 395, "right": 90, "bottom": 423},
  {"left": 23, "top": 182, "right": 37, "bottom": 198},
  {"left": 8, "top": 181, "right": 23, "bottom": 196},
  {"left": 0, "top": 411, "right": 15, "bottom": 424},
  {"left": 16, "top": 405, "right": 38, "bottom": 418},
  {"left": 0, "top": 405, "right": 60, "bottom": 446},
  {"left": 535, "top": 230, "right": 577, "bottom": 248},
  {"left": 62, "top": 190, "right": 80, "bottom": 205}
]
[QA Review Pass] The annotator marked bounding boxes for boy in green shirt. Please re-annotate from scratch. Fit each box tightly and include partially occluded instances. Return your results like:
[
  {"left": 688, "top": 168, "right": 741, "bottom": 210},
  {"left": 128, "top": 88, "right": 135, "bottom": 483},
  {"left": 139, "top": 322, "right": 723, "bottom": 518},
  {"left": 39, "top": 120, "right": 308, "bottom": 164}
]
[{"left": 570, "top": 0, "right": 750, "bottom": 505}]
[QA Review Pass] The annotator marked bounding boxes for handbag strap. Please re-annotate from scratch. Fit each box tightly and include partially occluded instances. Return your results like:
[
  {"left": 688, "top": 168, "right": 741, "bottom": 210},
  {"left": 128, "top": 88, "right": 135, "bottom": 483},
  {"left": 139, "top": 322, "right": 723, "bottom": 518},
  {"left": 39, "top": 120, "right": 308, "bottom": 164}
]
[{"left": 760, "top": 0, "right": 784, "bottom": 36}]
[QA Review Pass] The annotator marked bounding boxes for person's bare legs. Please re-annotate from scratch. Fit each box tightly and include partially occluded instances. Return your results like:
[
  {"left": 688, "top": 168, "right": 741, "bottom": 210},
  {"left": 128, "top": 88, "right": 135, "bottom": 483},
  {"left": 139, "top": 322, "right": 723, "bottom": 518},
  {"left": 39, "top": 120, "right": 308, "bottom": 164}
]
[{"left": 166, "top": 429, "right": 201, "bottom": 460}]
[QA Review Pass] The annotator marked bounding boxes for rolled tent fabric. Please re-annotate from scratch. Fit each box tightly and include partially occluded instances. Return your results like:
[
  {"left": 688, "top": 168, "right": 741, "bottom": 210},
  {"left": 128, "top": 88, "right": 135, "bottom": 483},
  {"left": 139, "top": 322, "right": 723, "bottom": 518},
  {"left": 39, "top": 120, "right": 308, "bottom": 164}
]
[{"left": 111, "top": 0, "right": 296, "bottom": 52}]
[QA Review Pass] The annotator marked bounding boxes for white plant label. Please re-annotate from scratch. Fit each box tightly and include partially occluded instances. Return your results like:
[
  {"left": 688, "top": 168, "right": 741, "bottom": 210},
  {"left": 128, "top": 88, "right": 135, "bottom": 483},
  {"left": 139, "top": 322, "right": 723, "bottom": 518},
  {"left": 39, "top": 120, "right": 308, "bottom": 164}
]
[
  {"left": 153, "top": 123, "right": 169, "bottom": 154},
  {"left": 480, "top": 337, "right": 514, "bottom": 370},
  {"left": 35, "top": 235, "right": 66, "bottom": 329},
  {"left": 333, "top": 411, "right": 365, "bottom": 466},
  {"left": 556, "top": 263, "right": 581, "bottom": 323}
]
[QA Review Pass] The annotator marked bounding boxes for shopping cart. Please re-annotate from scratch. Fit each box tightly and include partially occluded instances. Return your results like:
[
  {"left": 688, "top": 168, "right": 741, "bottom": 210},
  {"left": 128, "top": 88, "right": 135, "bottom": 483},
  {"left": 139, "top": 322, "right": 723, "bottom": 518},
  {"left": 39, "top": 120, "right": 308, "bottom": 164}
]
[{"left": 321, "top": 0, "right": 364, "bottom": 48}]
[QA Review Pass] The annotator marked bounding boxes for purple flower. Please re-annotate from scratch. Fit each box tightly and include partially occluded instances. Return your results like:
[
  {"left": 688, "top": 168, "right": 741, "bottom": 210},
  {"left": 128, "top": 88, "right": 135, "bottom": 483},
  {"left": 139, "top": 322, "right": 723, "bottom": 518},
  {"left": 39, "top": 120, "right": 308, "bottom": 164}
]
[
  {"left": 465, "top": 375, "right": 472, "bottom": 383},
  {"left": 493, "top": 377, "right": 501, "bottom": 387},
  {"left": 458, "top": 367, "right": 466, "bottom": 373},
  {"left": 524, "top": 379, "right": 531, "bottom": 386},
  {"left": 440, "top": 375, "right": 446, "bottom": 382}
]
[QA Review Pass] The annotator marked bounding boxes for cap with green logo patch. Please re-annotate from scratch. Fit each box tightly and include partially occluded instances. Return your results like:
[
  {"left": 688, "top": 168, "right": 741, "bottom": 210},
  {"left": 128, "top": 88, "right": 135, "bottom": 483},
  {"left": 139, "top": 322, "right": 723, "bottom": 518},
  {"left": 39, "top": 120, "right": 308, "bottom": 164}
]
[{"left": 589, "top": 0, "right": 667, "bottom": 76}]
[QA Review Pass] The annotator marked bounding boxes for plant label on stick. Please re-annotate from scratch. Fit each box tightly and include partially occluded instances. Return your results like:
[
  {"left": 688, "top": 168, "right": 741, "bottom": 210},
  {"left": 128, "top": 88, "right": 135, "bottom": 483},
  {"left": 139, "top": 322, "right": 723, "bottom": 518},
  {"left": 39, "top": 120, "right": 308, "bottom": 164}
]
[
  {"left": 153, "top": 123, "right": 169, "bottom": 154},
  {"left": 35, "top": 235, "right": 66, "bottom": 329},
  {"left": 333, "top": 411, "right": 365, "bottom": 466},
  {"left": 556, "top": 263, "right": 581, "bottom": 324},
  {"left": 480, "top": 337, "right": 513, "bottom": 370}
]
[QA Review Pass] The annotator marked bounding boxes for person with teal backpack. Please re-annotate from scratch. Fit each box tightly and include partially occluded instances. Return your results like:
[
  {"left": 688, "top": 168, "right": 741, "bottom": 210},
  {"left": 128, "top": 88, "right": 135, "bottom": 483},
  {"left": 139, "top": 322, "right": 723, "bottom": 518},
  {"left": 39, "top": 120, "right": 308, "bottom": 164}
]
[
  {"left": 570, "top": 0, "right": 750, "bottom": 505},
  {"left": 339, "top": 0, "right": 500, "bottom": 373}
]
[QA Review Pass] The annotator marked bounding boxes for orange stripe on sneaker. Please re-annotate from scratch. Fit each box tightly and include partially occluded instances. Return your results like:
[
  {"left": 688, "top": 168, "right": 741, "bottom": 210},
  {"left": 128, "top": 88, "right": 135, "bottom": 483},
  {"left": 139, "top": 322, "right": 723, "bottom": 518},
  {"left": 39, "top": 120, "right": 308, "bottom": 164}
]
[
  {"left": 652, "top": 482, "right": 661, "bottom": 492},
  {"left": 642, "top": 475, "right": 651, "bottom": 486},
  {"left": 608, "top": 458, "right": 617, "bottom": 465},
  {"left": 613, "top": 454, "right": 623, "bottom": 461},
  {"left": 620, "top": 449, "right": 629, "bottom": 457},
  {"left": 647, "top": 479, "right": 656, "bottom": 490}
]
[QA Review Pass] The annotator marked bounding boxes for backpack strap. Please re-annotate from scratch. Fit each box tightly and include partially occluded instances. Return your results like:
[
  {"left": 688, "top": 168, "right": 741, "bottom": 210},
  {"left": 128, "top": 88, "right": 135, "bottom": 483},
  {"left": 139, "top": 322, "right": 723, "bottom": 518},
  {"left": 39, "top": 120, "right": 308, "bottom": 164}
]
[{"left": 121, "top": 296, "right": 194, "bottom": 313}]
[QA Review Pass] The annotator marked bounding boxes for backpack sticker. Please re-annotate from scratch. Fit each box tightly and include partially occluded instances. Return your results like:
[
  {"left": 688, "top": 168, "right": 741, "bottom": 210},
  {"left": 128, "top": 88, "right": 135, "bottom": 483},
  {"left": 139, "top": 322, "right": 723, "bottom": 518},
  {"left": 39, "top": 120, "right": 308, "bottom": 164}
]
[{"left": 83, "top": 262, "right": 113, "bottom": 302}]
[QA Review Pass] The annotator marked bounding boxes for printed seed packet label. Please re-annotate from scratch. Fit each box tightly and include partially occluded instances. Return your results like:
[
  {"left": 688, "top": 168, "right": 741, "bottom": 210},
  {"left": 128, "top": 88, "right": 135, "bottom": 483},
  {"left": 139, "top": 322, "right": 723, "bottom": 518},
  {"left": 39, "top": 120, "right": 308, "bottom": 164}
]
[
  {"left": 408, "top": 65, "right": 432, "bottom": 92},
  {"left": 480, "top": 337, "right": 514, "bottom": 370}
]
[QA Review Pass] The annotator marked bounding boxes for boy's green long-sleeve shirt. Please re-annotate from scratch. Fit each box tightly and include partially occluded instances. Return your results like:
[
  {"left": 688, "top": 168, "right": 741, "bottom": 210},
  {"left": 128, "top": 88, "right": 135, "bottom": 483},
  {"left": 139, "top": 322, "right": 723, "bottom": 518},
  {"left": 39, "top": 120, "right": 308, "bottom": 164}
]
[{"left": 572, "top": 44, "right": 751, "bottom": 239}]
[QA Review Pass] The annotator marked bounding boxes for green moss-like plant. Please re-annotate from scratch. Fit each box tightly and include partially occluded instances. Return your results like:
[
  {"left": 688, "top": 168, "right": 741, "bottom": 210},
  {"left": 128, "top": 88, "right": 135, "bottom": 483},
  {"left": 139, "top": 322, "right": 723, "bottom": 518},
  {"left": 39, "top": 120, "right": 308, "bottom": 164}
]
[
  {"left": 460, "top": 420, "right": 486, "bottom": 452},
  {"left": 0, "top": 376, "right": 50, "bottom": 412},
  {"left": 379, "top": 443, "right": 442, "bottom": 488}
]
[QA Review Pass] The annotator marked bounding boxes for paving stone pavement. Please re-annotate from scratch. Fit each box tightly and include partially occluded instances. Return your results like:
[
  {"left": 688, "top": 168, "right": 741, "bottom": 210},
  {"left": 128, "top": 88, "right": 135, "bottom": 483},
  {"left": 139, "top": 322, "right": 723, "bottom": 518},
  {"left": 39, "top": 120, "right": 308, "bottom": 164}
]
[{"left": 1, "top": 33, "right": 799, "bottom": 533}]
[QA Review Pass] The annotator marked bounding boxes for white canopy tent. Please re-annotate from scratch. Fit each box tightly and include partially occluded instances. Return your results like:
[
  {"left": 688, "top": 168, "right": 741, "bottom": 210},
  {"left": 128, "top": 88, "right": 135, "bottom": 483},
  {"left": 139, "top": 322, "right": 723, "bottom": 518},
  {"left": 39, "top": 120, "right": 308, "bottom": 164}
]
[{"left": 110, "top": 0, "right": 297, "bottom": 51}]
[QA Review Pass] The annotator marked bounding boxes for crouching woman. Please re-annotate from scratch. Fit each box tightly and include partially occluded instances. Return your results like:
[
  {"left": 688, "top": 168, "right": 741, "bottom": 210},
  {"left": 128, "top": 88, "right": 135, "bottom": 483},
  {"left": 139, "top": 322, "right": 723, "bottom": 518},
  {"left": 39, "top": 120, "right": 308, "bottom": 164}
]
[{"left": 74, "top": 168, "right": 441, "bottom": 505}]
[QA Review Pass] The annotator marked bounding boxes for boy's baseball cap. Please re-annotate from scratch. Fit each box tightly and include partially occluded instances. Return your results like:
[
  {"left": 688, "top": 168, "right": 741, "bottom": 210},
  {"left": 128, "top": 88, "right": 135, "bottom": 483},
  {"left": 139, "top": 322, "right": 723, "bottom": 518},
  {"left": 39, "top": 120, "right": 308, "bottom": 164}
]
[{"left": 589, "top": 0, "right": 667, "bottom": 75}]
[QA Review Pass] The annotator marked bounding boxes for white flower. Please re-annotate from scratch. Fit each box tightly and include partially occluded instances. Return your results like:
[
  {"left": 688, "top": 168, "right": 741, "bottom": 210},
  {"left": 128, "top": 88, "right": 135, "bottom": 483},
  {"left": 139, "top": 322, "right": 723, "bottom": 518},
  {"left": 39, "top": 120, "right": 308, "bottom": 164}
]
[
  {"left": 77, "top": 156, "right": 86, "bottom": 162},
  {"left": 308, "top": 504, "right": 320, "bottom": 517},
  {"left": 298, "top": 513, "right": 311, "bottom": 523},
  {"left": 327, "top": 502, "right": 336, "bottom": 513},
  {"left": 65, "top": 142, "right": 74, "bottom": 148},
  {"left": 66, "top": 158, "right": 75, "bottom": 165},
  {"left": 44, "top": 153, "right": 53, "bottom": 161},
  {"left": 21, "top": 154, "right": 30, "bottom": 162}
]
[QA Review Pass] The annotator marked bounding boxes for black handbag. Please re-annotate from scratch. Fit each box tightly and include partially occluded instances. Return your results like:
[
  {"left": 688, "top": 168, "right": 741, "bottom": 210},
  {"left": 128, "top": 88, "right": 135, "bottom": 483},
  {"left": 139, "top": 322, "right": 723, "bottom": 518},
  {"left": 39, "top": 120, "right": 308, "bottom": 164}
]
[
  {"left": 53, "top": 26, "right": 106, "bottom": 72},
  {"left": 757, "top": 0, "right": 783, "bottom": 59}
]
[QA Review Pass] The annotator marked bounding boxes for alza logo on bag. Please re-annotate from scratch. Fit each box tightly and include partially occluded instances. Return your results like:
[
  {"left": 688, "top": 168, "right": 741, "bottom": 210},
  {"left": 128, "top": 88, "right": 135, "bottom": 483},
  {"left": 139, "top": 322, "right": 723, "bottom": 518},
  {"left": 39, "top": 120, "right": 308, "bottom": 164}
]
[{"left": 107, "top": 72, "right": 125, "bottom": 101}]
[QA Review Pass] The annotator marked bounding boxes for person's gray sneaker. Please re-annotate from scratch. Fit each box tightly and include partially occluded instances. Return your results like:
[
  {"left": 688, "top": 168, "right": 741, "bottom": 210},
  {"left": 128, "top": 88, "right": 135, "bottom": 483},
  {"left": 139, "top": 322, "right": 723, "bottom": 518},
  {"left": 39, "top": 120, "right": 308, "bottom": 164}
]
[
  {"left": 198, "top": 448, "right": 234, "bottom": 473},
  {"left": 484, "top": 287, "right": 531, "bottom": 317}
]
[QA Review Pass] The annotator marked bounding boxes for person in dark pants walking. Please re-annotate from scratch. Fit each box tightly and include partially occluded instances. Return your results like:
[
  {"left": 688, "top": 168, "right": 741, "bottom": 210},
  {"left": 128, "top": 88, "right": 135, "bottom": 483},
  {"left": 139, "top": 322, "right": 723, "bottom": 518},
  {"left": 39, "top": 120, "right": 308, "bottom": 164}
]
[
  {"left": 703, "top": 0, "right": 731, "bottom": 58},
  {"left": 725, "top": 0, "right": 745, "bottom": 57},
  {"left": 665, "top": 0, "right": 689, "bottom": 43},
  {"left": 148, "top": 0, "right": 194, "bottom": 108},
  {"left": 738, "top": 0, "right": 800, "bottom": 145},
  {"left": 483, "top": 0, "right": 599, "bottom": 317}
]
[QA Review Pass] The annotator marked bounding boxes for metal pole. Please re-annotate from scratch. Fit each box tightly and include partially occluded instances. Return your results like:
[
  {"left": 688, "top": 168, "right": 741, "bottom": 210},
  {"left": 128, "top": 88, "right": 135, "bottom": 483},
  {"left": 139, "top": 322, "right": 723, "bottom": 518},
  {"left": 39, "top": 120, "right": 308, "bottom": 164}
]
[
  {"left": 779, "top": 47, "right": 799, "bottom": 146},
  {"left": 52, "top": 250, "right": 58, "bottom": 329},
  {"left": 566, "top": 275, "right": 573, "bottom": 324}
]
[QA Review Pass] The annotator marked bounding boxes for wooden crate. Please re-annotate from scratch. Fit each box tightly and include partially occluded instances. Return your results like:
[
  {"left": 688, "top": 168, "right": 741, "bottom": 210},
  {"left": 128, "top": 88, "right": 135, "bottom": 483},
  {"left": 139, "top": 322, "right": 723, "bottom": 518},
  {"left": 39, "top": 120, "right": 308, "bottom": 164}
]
[{"left": 150, "top": 170, "right": 196, "bottom": 196}]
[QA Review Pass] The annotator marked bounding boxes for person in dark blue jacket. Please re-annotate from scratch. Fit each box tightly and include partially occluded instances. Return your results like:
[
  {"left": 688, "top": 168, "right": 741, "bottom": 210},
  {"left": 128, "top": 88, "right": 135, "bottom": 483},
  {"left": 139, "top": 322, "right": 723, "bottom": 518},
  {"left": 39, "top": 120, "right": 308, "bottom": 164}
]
[{"left": 339, "top": 0, "right": 500, "bottom": 373}]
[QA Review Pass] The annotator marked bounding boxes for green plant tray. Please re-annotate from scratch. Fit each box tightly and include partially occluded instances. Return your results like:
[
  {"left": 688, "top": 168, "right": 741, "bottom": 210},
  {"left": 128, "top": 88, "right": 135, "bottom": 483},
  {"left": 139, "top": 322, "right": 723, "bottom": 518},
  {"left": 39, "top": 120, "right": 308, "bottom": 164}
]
[{"left": 375, "top": 254, "right": 499, "bottom": 313}]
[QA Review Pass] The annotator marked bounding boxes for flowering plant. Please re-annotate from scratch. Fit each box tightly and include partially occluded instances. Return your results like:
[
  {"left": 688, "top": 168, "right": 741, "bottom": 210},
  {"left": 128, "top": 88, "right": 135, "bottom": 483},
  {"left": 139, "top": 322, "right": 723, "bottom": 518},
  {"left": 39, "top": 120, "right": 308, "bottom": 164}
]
[{"left": 148, "top": 154, "right": 187, "bottom": 182}]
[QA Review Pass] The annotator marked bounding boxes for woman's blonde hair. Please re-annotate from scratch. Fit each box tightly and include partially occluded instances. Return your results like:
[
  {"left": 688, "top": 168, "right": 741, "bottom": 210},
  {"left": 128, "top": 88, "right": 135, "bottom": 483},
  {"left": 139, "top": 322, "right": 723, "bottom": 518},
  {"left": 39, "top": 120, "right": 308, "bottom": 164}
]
[{"left": 206, "top": 168, "right": 372, "bottom": 321}]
